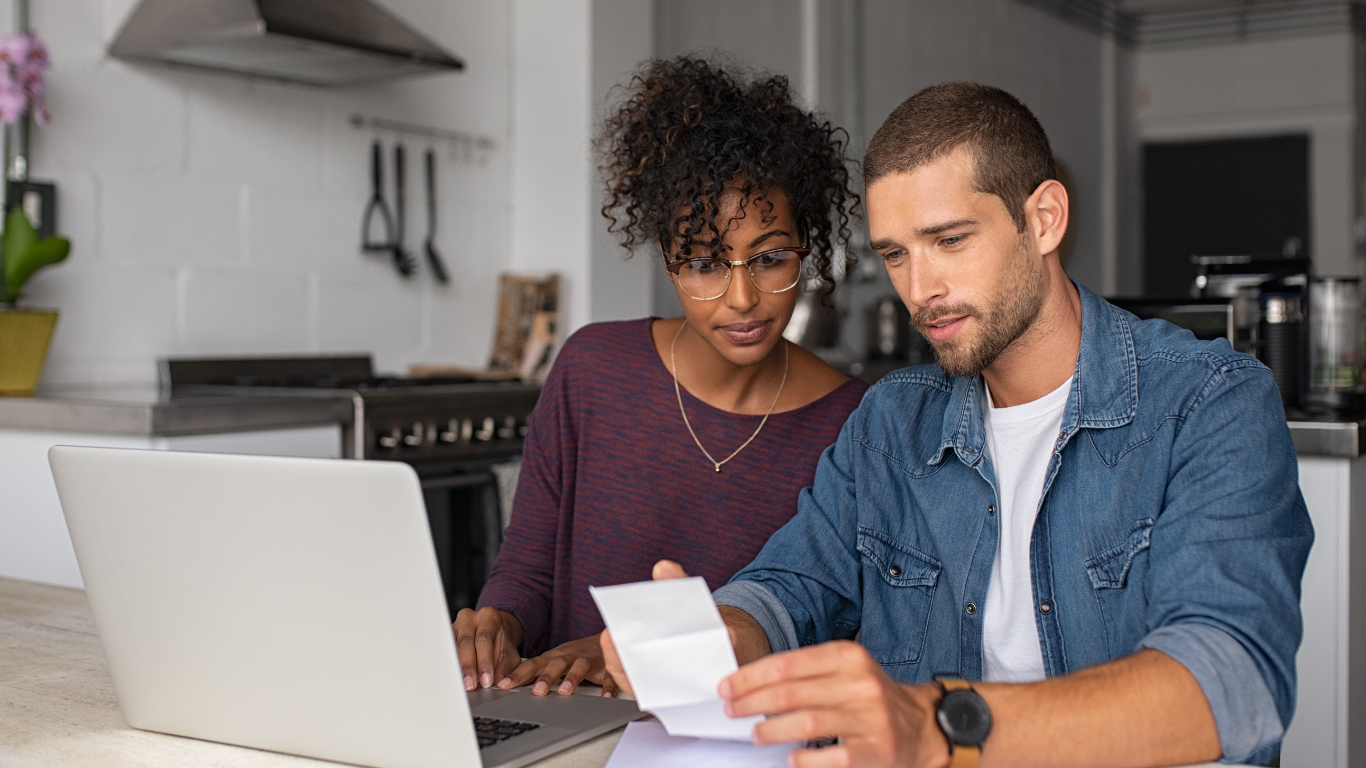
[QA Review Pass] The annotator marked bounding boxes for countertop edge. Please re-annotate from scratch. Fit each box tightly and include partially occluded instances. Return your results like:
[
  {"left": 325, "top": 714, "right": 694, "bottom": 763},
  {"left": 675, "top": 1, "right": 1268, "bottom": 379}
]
[
  {"left": 1287, "top": 420, "right": 1362, "bottom": 459},
  {"left": 0, "top": 395, "right": 354, "bottom": 438},
  {"left": 0, "top": 398, "right": 153, "bottom": 435}
]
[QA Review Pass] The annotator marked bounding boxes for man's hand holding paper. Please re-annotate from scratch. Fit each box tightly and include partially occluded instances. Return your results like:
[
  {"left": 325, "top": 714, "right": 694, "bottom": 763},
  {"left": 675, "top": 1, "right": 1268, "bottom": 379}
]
[
  {"left": 590, "top": 563, "right": 763, "bottom": 740},
  {"left": 598, "top": 560, "right": 947, "bottom": 768}
]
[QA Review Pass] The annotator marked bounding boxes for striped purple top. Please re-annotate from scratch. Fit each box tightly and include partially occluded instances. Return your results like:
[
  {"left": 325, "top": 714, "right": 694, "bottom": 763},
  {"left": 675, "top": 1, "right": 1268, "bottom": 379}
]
[{"left": 477, "top": 318, "right": 868, "bottom": 655}]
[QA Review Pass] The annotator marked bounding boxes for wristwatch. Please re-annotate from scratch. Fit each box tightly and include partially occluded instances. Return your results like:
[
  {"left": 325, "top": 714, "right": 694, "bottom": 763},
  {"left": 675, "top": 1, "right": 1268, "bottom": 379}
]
[{"left": 933, "top": 677, "right": 992, "bottom": 768}]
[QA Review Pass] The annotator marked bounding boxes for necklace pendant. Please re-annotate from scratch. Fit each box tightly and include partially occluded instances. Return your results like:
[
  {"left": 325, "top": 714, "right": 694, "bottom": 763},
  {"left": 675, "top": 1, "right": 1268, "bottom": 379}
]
[{"left": 672, "top": 322, "right": 787, "bottom": 481}]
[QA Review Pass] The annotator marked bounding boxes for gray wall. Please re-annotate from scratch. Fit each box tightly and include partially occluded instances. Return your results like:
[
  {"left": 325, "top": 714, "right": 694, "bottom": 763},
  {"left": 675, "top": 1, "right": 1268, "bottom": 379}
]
[
  {"left": 861, "top": 0, "right": 1107, "bottom": 294},
  {"left": 1115, "top": 44, "right": 1142, "bottom": 295},
  {"left": 654, "top": 1, "right": 803, "bottom": 89},
  {"left": 589, "top": 0, "right": 655, "bottom": 323}
]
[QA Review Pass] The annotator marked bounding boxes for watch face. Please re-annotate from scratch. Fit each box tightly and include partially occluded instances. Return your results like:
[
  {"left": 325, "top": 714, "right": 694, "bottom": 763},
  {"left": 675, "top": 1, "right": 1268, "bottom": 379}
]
[{"left": 937, "top": 689, "right": 993, "bottom": 747}]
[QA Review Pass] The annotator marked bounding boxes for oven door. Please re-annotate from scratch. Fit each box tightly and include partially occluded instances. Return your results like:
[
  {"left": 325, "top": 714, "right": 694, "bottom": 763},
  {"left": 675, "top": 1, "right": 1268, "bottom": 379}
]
[{"left": 420, "top": 470, "right": 505, "bottom": 617}]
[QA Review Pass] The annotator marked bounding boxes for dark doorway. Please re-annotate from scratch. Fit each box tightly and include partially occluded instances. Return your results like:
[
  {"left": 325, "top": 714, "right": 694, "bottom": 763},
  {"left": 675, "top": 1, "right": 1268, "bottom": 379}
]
[{"left": 1142, "top": 134, "right": 1310, "bottom": 296}]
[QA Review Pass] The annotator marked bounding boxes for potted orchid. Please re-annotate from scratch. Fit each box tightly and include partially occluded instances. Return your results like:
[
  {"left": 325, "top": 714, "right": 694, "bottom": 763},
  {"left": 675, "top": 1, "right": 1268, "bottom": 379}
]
[{"left": 0, "top": 29, "right": 69, "bottom": 396}]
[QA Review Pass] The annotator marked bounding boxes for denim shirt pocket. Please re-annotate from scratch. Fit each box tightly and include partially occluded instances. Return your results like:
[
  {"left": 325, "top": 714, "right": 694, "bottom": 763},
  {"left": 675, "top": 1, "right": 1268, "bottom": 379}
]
[
  {"left": 856, "top": 528, "right": 941, "bottom": 666},
  {"left": 1083, "top": 518, "right": 1155, "bottom": 655},
  {"left": 1085, "top": 518, "right": 1155, "bottom": 589}
]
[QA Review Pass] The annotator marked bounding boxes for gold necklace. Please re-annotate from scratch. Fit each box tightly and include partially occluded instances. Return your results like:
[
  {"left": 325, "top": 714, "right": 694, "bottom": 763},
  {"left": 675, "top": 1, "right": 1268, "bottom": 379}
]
[{"left": 670, "top": 322, "right": 789, "bottom": 473}]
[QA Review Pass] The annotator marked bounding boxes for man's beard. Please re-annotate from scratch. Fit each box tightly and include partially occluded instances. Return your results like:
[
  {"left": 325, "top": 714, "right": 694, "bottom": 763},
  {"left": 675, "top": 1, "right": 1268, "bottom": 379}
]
[{"left": 911, "top": 237, "right": 1048, "bottom": 379}]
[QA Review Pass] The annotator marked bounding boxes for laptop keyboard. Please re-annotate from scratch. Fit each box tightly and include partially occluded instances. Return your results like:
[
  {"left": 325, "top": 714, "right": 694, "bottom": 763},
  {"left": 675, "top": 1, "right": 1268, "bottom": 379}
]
[{"left": 473, "top": 716, "right": 541, "bottom": 749}]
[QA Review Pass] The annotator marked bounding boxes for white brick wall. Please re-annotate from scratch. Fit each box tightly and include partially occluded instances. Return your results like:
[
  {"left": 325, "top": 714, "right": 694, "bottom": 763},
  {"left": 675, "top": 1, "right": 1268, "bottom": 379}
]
[{"left": 18, "top": 0, "right": 516, "bottom": 386}]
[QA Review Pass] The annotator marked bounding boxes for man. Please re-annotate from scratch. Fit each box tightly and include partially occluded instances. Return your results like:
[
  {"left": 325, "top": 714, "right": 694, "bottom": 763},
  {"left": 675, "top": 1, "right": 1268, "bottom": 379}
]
[{"left": 603, "top": 82, "right": 1312, "bottom": 767}]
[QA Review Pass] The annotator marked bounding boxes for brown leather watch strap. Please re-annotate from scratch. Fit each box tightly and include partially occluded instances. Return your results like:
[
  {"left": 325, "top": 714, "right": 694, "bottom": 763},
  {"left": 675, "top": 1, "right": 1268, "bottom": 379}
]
[{"left": 948, "top": 744, "right": 981, "bottom": 768}]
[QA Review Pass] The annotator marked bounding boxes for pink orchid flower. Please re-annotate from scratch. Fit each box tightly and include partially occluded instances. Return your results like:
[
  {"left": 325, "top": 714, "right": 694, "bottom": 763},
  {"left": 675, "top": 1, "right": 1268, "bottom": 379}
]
[
  {"left": 0, "top": 30, "right": 50, "bottom": 124},
  {"left": 0, "top": 34, "right": 29, "bottom": 65},
  {"left": 25, "top": 31, "right": 47, "bottom": 67},
  {"left": 0, "top": 77, "right": 28, "bottom": 123}
]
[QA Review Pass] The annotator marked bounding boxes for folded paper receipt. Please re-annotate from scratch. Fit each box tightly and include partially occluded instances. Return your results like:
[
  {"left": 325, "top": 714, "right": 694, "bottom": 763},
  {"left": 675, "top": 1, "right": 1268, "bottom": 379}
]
[{"left": 590, "top": 577, "right": 764, "bottom": 740}]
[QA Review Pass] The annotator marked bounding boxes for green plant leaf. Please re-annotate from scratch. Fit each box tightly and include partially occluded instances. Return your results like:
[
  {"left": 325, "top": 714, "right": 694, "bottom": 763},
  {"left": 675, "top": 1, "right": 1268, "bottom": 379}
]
[{"left": 1, "top": 207, "right": 69, "bottom": 305}]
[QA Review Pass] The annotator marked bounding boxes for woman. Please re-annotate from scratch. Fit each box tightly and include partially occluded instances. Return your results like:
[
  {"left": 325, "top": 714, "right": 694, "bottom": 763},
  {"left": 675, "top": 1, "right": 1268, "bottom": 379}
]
[{"left": 455, "top": 56, "right": 867, "bottom": 697}]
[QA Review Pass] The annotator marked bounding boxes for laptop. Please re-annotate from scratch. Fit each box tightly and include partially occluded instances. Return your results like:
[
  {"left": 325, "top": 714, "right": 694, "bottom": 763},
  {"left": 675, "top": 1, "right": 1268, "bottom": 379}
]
[{"left": 48, "top": 446, "right": 643, "bottom": 768}]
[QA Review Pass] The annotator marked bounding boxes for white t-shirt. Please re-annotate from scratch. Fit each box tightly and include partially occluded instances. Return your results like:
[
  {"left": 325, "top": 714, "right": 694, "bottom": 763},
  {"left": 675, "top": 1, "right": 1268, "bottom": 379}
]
[{"left": 980, "top": 375, "right": 1072, "bottom": 683}]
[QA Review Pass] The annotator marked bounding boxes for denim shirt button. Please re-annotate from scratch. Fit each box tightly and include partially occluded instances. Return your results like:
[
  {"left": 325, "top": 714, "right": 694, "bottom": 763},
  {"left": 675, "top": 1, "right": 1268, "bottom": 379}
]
[
  {"left": 965, "top": 602, "right": 977, "bottom": 615},
  {"left": 987, "top": 505, "right": 996, "bottom": 516},
  {"left": 963, "top": 445, "right": 974, "bottom": 455},
  {"left": 888, "top": 565, "right": 902, "bottom": 578},
  {"left": 1039, "top": 601, "right": 1053, "bottom": 615}
]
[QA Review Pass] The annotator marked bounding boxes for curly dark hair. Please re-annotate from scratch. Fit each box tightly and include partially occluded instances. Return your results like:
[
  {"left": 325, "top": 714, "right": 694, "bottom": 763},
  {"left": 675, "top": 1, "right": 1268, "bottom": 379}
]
[{"left": 596, "top": 56, "right": 860, "bottom": 293}]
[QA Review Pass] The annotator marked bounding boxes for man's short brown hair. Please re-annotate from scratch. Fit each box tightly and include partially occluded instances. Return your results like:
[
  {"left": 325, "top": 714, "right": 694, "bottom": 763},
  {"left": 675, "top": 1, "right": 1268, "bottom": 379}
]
[{"left": 863, "top": 82, "right": 1055, "bottom": 232}]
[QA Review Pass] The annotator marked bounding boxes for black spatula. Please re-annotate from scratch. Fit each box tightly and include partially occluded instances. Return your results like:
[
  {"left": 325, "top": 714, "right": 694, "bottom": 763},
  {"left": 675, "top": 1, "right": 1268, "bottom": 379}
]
[{"left": 424, "top": 148, "right": 450, "bottom": 284}]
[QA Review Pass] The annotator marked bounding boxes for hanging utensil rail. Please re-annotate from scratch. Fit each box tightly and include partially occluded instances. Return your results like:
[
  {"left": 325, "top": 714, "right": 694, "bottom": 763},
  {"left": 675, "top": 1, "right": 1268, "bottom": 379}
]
[{"left": 348, "top": 114, "right": 495, "bottom": 162}]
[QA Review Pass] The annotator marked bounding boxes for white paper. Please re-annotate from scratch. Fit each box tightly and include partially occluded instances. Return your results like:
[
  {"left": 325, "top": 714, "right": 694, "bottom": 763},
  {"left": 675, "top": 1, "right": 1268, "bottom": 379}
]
[
  {"left": 604, "top": 720, "right": 796, "bottom": 768},
  {"left": 590, "top": 577, "right": 764, "bottom": 740}
]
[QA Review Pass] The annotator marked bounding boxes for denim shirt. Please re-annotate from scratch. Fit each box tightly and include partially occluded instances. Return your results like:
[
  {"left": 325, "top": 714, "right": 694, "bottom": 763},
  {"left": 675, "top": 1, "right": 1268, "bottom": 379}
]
[{"left": 714, "top": 283, "right": 1313, "bottom": 765}]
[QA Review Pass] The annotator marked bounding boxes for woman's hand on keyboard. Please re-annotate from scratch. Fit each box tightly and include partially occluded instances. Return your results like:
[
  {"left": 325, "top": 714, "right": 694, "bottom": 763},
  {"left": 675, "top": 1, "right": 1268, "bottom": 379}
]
[
  {"left": 453, "top": 607, "right": 524, "bottom": 692},
  {"left": 497, "top": 633, "right": 619, "bottom": 697}
]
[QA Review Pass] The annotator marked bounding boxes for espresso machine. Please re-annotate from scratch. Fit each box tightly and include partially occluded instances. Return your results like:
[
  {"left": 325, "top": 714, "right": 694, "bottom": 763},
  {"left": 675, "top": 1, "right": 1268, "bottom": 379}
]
[{"left": 1190, "top": 254, "right": 1363, "bottom": 416}]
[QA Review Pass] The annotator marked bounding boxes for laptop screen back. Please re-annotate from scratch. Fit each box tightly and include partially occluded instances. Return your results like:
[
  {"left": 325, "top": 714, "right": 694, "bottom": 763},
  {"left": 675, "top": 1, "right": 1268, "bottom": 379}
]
[{"left": 49, "top": 446, "right": 480, "bottom": 768}]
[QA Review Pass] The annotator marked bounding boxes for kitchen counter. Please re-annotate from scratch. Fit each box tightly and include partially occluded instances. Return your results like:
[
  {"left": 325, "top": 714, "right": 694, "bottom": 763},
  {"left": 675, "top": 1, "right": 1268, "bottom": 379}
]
[
  {"left": 0, "top": 576, "right": 623, "bottom": 768},
  {"left": 0, "top": 387, "right": 355, "bottom": 437},
  {"left": 1286, "top": 417, "right": 1366, "bottom": 458},
  {"left": 13, "top": 381, "right": 1355, "bottom": 456}
]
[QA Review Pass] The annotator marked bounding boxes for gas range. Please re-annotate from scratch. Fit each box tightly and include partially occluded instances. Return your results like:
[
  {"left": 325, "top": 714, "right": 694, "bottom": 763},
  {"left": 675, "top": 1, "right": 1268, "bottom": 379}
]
[{"left": 161, "top": 355, "right": 542, "bottom": 463}]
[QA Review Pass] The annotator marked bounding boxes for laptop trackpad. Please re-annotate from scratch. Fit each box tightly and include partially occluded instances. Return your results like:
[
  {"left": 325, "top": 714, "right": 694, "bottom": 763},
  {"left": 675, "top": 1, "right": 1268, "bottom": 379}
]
[
  {"left": 469, "top": 687, "right": 641, "bottom": 728},
  {"left": 467, "top": 687, "right": 519, "bottom": 707}
]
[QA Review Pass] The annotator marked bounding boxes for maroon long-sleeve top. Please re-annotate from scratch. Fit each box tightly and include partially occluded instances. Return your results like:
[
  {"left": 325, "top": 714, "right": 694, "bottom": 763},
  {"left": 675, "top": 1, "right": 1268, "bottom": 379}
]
[{"left": 476, "top": 319, "right": 868, "bottom": 655}]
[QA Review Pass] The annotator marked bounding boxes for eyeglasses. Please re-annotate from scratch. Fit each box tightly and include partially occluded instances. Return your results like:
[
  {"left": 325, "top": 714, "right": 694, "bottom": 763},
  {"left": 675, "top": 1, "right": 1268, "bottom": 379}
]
[{"left": 665, "top": 247, "right": 810, "bottom": 301}]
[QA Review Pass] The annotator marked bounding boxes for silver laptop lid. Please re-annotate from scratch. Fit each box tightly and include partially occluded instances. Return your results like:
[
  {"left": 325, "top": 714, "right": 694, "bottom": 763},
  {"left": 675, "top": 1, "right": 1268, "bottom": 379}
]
[{"left": 49, "top": 446, "right": 480, "bottom": 768}]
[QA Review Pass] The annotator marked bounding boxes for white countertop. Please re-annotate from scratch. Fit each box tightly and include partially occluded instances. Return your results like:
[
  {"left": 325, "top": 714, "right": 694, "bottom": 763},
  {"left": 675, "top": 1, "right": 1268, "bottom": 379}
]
[{"left": 0, "top": 576, "right": 622, "bottom": 768}]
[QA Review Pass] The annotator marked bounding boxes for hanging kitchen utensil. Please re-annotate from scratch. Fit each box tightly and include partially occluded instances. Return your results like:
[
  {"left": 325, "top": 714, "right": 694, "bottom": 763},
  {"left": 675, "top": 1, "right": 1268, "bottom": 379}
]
[
  {"left": 361, "top": 141, "right": 395, "bottom": 253},
  {"left": 391, "top": 143, "right": 416, "bottom": 277},
  {"left": 423, "top": 148, "right": 450, "bottom": 284}
]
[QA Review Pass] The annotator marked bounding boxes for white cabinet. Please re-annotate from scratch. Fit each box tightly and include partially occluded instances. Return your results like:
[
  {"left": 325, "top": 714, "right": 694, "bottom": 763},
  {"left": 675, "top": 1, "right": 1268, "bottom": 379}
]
[{"left": 1281, "top": 456, "right": 1366, "bottom": 767}]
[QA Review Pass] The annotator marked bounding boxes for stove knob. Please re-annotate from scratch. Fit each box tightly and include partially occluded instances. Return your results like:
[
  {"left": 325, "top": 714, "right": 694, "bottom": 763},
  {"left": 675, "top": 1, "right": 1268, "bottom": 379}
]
[
  {"left": 439, "top": 419, "right": 460, "bottom": 443},
  {"left": 497, "top": 415, "right": 517, "bottom": 440},
  {"left": 475, "top": 416, "right": 496, "bottom": 442},
  {"left": 378, "top": 427, "right": 402, "bottom": 449},
  {"left": 517, "top": 420, "right": 529, "bottom": 438},
  {"left": 460, "top": 418, "right": 474, "bottom": 442},
  {"left": 403, "top": 422, "right": 425, "bottom": 447}
]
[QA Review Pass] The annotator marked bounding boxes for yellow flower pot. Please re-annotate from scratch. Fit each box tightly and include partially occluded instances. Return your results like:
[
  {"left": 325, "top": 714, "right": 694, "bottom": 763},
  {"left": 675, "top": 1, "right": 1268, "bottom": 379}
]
[{"left": 0, "top": 308, "right": 57, "bottom": 396}]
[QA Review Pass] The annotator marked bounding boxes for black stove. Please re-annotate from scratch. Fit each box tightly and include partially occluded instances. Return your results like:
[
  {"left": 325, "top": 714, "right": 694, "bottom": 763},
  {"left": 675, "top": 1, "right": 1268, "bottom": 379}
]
[
  {"left": 161, "top": 354, "right": 543, "bottom": 614},
  {"left": 161, "top": 355, "right": 542, "bottom": 463}
]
